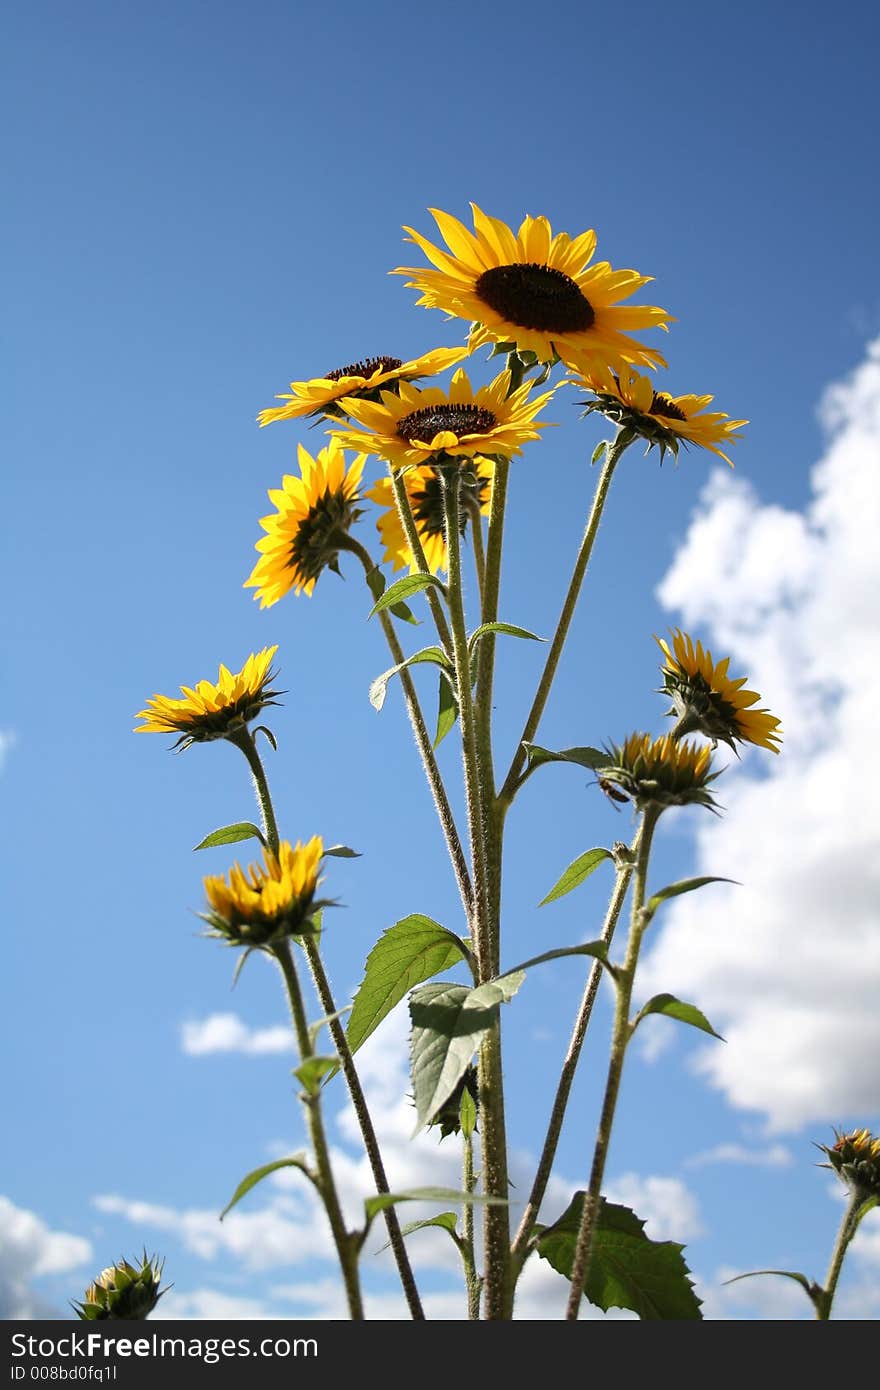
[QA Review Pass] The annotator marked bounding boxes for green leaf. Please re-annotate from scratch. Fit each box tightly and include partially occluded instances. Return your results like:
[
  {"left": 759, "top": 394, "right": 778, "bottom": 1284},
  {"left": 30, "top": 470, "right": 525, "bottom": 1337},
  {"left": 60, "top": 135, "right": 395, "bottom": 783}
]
[
  {"left": 369, "top": 646, "right": 450, "bottom": 712},
  {"left": 434, "top": 670, "right": 458, "bottom": 748},
  {"left": 220, "top": 1155, "right": 313, "bottom": 1219},
  {"left": 347, "top": 915, "right": 469, "bottom": 1058},
  {"left": 193, "top": 822, "right": 267, "bottom": 852},
  {"left": 377, "top": 1212, "right": 461, "bottom": 1254},
  {"left": 501, "top": 941, "right": 610, "bottom": 977},
  {"left": 723, "top": 1268, "right": 821, "bottom": 1312},
  {"left": 522, "top": 743, "right": 607, "bottom": 773},
  {"left": 467, "top": 621, "right": 545, "bottom": 661},
  {"left": 537, "top": 1196, "right": 703, "bottom": 1320},
  {"left": 293, "top": 1056, "right": 338, "bottom": 1095},
  {"left": 368, "top": 572, "right": 445, "bottom": 618},
  {"left": 644, "top": 876, "right": 736, "bottom": 923},
  {"left": 459, "top": 1085, "right": 477, "bottom": 1139},
  {"left": 253, "top": 724, "right": 278, "bottom": 751},
  {"left": 364, "top": 1186, "right": 507, "bottom": 1225},
  {"left": 363, "top": 563, "right": 419, "bottom": 625},
  {"left": 409, "top": 977, "right": 521, "bottom": 1130},
  {"left": 308, "top": 1007, "right": 350, "bottom": 1047},
  {"left": 323, "top": 844, "right": 361, "bottom": 859},
  {"left": 633, "top": 993, "right": 724, "bottom": 1041},
  {"left": 591, "top": 439, "right": 609, "bottom": 465},
  {"left": 539, "top": 847, "right": 613, "bottom": 906}
]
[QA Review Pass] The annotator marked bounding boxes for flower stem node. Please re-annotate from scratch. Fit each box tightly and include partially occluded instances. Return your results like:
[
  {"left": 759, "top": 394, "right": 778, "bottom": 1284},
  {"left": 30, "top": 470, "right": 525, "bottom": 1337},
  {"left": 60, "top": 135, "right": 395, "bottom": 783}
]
[
  {"left": 202, "top": 837, "right": 331, "bottom": 947},
  {"left": 657, "top": 629, "right": 783, "bottom": 754},
  {"left": 821, "top": 1128, "right": 880, "bottom": 1202},
  {"left": 598, "top": 733, "right": 721, "bottom": 812},
  {"left": 134, "top": 648, "right": 282, "bottom": 750},
  {"left": 74, "top": 1254, "right": 167, "bottom": 1321}
]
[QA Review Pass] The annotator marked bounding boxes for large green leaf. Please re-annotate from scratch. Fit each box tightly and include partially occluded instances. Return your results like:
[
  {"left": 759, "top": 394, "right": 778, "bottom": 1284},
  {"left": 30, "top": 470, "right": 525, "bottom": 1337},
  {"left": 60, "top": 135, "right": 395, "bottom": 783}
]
[
  {"left": 409, "top": 978, "right": 521, "bottom": 1130},
  {"left": 536, "top": 1196, "right": 703, "bottom": 1320},
  {"left": 369, "top": 646, "right": 451, "bottom": 712},
  {"left": 632, "top": 993, "right": 724, "bottom": 1041},
  {"left": 539, "top": 847, "right": 613, "bottom": 906},
  {"left": 346, "top": 916, "right": 469, "bottom": 1057},
  {"left": 368, "top": 572, "right": 446, "bottom": 618},
  {"left": 193, "top": 821, "right": 267, "bottom": 852},
  {"left": 220, "top": 1155, "right": 313, "bottom": 1219}
]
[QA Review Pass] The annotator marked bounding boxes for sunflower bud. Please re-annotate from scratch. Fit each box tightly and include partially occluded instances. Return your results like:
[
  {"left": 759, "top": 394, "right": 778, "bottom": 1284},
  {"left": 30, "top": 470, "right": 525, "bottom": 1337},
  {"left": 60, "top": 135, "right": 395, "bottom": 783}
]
[
  {"left": 820, "top": 1128, "right": 880, "bottom": 1203},
  {"left": 74, "top": 1253, "right": 167, "bottom": 1321},
  {"left": 598, "top": 733, "right": 720, "bottom": 812}
]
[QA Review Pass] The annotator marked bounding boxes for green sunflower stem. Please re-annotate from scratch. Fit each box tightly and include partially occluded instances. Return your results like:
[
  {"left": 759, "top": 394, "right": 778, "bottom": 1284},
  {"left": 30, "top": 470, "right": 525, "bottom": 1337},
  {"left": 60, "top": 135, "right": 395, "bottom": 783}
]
[
  {"left": 817, "top": 1191, "right": 866, "bottom": 1319},
  {"left": 465, "top": 492, "right": 487, "bottom": 609},
  {"left": 498, "top": 427, "right": 632, "bottom": 809},
  {"left": 302, "top": 936, "right": 425, "bottom": 1321},
  {"left": 510, "top": 830, "right": 642, "bottom": 1274},
  {"left": 273, "top": 940, "right": 364, "bottom": 1321},
  {"left": 340, "top": 533, "right": 473, "bottom": 918},
  {"left": 229, "top": 726, "right": 280, "bottom": 854},
  {"left": 441, "top": 466, "right": 512, "bottom": 1320},
  {"left": 564, "top": 805, "right": 661, "bottom": 1320},
  {"left": 462, "top": 1126, "right": 482, "bottom": 1320},
  {"left": 388, "top": 467, "right": 454, "bottom": 656}
]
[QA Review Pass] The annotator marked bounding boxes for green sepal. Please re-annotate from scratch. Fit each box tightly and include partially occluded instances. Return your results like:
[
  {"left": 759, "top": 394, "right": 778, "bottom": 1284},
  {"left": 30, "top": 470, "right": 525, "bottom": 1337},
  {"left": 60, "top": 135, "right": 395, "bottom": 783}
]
[{"left": 322, "top": 844, "right": 361, "bottom": 858}]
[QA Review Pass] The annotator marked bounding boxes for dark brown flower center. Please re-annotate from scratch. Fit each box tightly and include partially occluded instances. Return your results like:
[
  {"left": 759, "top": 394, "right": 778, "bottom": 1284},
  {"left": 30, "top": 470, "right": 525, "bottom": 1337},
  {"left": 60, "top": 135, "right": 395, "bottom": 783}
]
[
  {"left": 649, "top": 392, "right": 687, "bottom": 423},
  {"left": 396, "top": 404, "right": 497, "bottom": 445},
  {"left": 326, "top": 356, "right": 402, "bottom": 382},
  {"left": 475, "top": 263, "right": 595, "bottom": 334}
]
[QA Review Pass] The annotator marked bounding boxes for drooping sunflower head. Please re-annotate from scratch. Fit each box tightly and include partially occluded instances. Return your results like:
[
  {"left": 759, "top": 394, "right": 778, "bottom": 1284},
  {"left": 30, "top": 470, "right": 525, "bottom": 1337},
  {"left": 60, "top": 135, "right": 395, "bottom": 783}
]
[
  {"left": 657, "top": 629, "right": 782, "bottom": 754},
  {"left": 393, "top": 203, "right": 671, "bottom": 375},
  {"left": 820, "top": 1128, "right": 880, "bottom": 1202},
  {"left": 74, "top": 1254, "right": 167, "bottom": 1321},
  {"left": 579, "top": 366, "right": 747, "bottom": 465},
  {"left": 257, "top": 345, "right": 471, "bottom": 426},
  {"left": 598, "top": 732, "right": 720, "bottom": 811},
  {"left": 134, "top": 647, "right": 281, "bottom": 750},
  {"left": 366, "top": 459, "right": 493, "bottom": 575},
  {"left": 330, "top": 366, "right": 555, "bottom": 471},
  {"left": 245, "top": 440, "right": 365, "bottom": 606},
  {"left": 202, "top": 837, "right": 327, "bottom": 948}
]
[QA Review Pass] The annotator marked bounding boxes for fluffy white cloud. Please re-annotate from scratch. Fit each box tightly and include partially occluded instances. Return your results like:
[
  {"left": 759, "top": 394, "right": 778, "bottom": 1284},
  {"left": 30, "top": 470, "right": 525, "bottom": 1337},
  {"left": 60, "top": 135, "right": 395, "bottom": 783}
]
[
  {"left": 604, "top": 1174, "right": 703, "bottom": 1241},
  {"left": 180, "top": 1012, "right": 292, "bottom": 1056},
  {"left": 0, "top": 1195, "right": 92, "bottom": 1319},
  {"left": 685, "top": 1142, "right": 793, "bottom": 1170},
  {"left": 642, "top": 339, "right": 880, "bottom": 1131}
]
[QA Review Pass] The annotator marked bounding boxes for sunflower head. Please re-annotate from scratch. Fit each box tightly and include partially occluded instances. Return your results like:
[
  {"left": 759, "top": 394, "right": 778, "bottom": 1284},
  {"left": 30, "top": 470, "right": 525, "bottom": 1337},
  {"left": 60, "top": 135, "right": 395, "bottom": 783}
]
[
  {"left": 74, "top": 1253, "right": 167, "bottom": 1321},
  {"left": 819, "top": 1128, "right": 880, "bottom": 1203},
  {"left": 657, "top": 629, "right": 782, "bottom": 754},
  {"left": 257, "top": 346, "right": 471, "bottom": 426},
  {"left": 330, "top": 366, "right": 555, "bottom": 471},
  {"left": 134, "top": 647, "right": 281, "bottom": 750},
  {"left": 598, "top": 732, "right": 720, "bottom": 811},
  {"left": 578, "top": 366, "right": 747, "bottom": 466},
  {"left": 245, "top": 441, "right": 365, "bottom": 606},
  {"left": 366, "top": 459, "right": 493, "bottom": 575},
  {"left": 393, "top": 203, "right": 671, "bottom": 375},
  {"left": 202, "top": 837, "right": 327, "bottom": 947}
]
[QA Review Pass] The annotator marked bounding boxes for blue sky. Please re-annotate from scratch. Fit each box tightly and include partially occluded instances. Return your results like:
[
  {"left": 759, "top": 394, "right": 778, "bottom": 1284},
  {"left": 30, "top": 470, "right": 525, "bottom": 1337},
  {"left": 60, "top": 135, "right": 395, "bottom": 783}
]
[{"left": 3, "top": 0, "right": 880, "bottom": 1319}]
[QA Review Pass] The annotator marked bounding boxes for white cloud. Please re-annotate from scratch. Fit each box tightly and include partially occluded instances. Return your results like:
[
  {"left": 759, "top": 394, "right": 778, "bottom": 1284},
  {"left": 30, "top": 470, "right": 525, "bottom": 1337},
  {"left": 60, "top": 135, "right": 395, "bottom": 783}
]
[
  {"left": 604, "top": 1174, "right": 704, "bottom": 1241},
  {"left": 0, "top": 729, "right": 15, "bottom": 774},
  {"left": 181, "top": 1013, "right": 292, "bottom": 1056},
  {"left": 642, "top": 338, "right": 880, "bottom": 1131},
  {"left": 0, "top": 1195, "right": 92, "bottom": 1319},
  {"left": 685, "top": 1143, "right": 793, "bottom": 1170}
]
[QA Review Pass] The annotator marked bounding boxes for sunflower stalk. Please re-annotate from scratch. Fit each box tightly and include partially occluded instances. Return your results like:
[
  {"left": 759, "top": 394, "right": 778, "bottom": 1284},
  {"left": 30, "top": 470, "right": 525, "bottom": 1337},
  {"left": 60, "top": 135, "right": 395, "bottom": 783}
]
[
  {"left": 510, "top": 829, "right": 641, "bottom": 1273},
  {"left": 462, "top": 1127, "right": 481, "bottom": 1319},
  {"left": 441, "top": 465, "right": 513, "bottom": 1320},
  {"left": 564, "top": 805, "right": 661, "bottom": 1318},
  {"left": 388, "top": 467, "right": 454, "bottom": 657},
  {"left": 498, "top": 426, "right": 633, "bottom": 809},
  {"left": 816, "top": 1191, "right": 868, "bottom": 1320}
]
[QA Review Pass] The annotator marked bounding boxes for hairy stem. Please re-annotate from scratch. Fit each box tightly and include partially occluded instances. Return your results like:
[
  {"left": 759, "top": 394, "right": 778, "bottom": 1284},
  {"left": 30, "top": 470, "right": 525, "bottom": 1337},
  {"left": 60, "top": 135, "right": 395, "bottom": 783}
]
[
  {"left": 230, "top": 727, "right": 280, "bottom": 852},
  {"left": 817, "top": 1191, "right": 866, "bottom": 1319},
  {"left": 388, "top": 468, "right": 453, "bottom": 656},
  {"left": 511, "top": 832, "right": 641, "bottom": 1270},
  {"left": 303, "top": 936, "right": 424, "bottom": 1320},
  {"left": 462, "top": 1128, "right": 481, "bottom": 1320},
  {"left": 565, "top": 805, "right": 660, "bottom": 1318},
  {"left": 499, "top": 429, "right": 631, "bottom": 808}
]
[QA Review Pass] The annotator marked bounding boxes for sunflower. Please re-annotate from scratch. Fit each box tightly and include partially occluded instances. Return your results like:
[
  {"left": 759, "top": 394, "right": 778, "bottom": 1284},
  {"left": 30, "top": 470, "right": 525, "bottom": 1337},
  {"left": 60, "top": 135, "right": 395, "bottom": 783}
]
[
  {"left": 330, "top": 366, "right": 554, "bottom": 471},
  {"left": 598, "top": 732, "right": 719, "bottom": 811},
  {"left": 134, "top": 647, "right": 281, "bottom": 749},
  {"left": 366, "top": 459, "right": 493, "bottom": 574},
  {"left": 657, "top": 629, "right": 782, "bottom": 753},
  {"left": 245, "top": 440, "right": 365, "bottom": 606},
  {"left": 821, "top": 1128, "right": 880, "bottom": 1201},
  {"left": 580, "top": 366, "right": 747, "bottom": 465},
  {"left": 74, "top": 1256, "right": 167, "bottom": 1322},
  {"left": 393, "top": 203, "right": 671, "bottom": 374},
  {"left": 202, "top": 837, "right": 326, "bottom": 947},
  {"left": 257, "top": 345, "right": 471, "bottom": 426}
]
